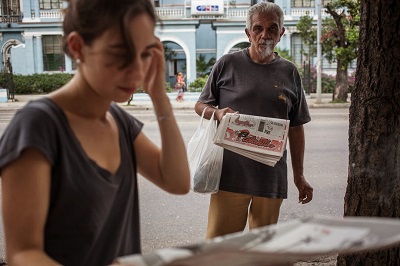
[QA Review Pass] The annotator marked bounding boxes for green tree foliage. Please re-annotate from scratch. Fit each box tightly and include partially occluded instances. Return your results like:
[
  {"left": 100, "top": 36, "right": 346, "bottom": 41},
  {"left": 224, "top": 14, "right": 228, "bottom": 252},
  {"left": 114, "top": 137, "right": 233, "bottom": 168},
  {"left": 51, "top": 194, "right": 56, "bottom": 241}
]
[
  {"left": 196, "top": 54, "right": 216, "bottom": 77},
  {"left": 275, "top": 47, "right": 294, "bottom": 62},
  {"left": 11, "top": 73, "right": 73, "bottom": 94},
  {"left": 163, "top": 42, "right": 177, "bottom": 61},
  {"left": 296, "top": 0, "right": 360, "bottom": 102},
  {"left": 189, "top": 75, "right": 209, "bottom": 92},
  {"left": 188, "top": 55, "right": 215, "bottom": 92},
  {"left": 296, "top": 15, "right": 317, "bottom": 58},
  {"left": 322, "top": 0, "right": 359, "bottom": 70},
  {"left": 322, "top": 0, "right": 360, "bottom": 102},
  {"left": 299, "top": 65, "right": 355, "bottom": 94}
]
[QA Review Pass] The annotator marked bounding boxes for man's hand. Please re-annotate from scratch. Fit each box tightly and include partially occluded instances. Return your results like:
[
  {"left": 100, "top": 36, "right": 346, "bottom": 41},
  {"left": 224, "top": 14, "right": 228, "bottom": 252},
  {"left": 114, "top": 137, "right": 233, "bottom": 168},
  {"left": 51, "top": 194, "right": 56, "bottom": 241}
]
[
  {"left": 215, "top": 107, "right": 237, "bottom": 122},
  {"left": 194, "top": 102, "right": 237, "bottom": 121},
  {"left": 294, "top": 175, "right": 313, "bottom": 204}
]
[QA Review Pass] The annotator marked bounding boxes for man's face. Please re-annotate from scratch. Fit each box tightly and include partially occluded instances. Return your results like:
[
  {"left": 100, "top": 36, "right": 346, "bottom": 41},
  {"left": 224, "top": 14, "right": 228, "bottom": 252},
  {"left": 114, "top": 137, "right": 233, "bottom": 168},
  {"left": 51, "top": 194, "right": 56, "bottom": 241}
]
[{"left": 245, "top": 11, "right": 285, "bottom": 62}]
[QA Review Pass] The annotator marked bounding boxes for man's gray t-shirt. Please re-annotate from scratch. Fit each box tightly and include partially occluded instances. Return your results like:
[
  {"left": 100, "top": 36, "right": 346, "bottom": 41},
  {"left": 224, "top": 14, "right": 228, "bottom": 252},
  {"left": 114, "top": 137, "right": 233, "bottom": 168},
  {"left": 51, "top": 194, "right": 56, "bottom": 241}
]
[
  {"left": 198, "top": 49, "right": 311, "bottom": 198},
  {"left": 0, "top": 98, "right": 143, "bottom": 265}
]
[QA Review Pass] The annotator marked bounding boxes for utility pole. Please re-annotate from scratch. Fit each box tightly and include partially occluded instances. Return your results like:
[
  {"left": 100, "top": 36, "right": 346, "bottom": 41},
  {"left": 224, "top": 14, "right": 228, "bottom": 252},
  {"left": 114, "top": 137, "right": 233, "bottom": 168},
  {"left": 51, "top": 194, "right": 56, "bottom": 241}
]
[{"left": 316, "top": 0, "right": 322, "bottom": 103}]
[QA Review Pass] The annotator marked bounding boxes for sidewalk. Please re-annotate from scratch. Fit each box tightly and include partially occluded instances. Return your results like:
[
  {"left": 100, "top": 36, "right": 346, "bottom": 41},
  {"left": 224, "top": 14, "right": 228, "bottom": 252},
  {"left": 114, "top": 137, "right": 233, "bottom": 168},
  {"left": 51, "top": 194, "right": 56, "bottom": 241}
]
[{"left": 0, "top": 92, "right": 350, "bottom": 111}]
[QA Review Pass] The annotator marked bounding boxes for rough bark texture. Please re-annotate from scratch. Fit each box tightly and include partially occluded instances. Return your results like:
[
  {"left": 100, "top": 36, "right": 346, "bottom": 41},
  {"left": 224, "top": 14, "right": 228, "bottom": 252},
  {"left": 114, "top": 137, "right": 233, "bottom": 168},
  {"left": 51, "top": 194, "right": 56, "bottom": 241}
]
[
  {"left": 337, "top": 1, "right": 400, "bottom": 265},
  {"left": 333, "top": 61, "right": 348, "bottom": 102},
  {"left": 326, "top": 5, "right": 349, "bottom": 103}
]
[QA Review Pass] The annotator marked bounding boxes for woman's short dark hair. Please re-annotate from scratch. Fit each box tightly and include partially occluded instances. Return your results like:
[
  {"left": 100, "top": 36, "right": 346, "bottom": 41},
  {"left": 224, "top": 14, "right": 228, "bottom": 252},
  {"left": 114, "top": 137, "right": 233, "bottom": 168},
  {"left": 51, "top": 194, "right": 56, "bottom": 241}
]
[{"left": 62, "top": 0, "right": 157, "bottom": 67}]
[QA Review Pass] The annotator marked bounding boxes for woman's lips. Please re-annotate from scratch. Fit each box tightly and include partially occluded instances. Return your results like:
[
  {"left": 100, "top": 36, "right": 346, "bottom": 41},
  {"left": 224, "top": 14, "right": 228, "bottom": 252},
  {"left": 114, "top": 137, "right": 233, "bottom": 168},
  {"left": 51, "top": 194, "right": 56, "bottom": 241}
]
[{"left": 119, "top": 86, "right": 137, "bottom": 94}]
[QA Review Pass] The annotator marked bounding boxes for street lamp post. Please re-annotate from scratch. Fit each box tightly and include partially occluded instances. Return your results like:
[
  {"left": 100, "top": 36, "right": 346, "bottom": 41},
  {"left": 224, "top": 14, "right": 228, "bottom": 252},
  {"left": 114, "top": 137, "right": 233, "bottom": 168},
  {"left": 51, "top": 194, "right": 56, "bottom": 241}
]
[{"left": 316, "top": 0, "right": 322, "bottom": 104}]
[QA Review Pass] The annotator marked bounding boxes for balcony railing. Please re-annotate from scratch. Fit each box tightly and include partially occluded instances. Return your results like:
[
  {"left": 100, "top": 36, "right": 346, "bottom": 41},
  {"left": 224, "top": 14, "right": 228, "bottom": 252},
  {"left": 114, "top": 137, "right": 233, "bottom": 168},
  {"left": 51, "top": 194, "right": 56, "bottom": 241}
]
[
  {"left": 0, "top": 6, "right": 332, "bottom": 24},
  {"left": 156, "top": 8, "right": 186, "bottom": 19},
  {"left": 290, "top": 8, "right": 315, "bottom": 17},
  {"left": 155, "top": 6, "right": 334, "bottom": 21},
  {"left": 156, "top": 5, "right": 250, "bottom": 20},
  {"left": 289, "top": 8, "right": 342, "bottom": 18},
  {"left": 40, "top": 10, "right": 63, "bottom": 20},
  {"left": 0, "top": 14, "right": 23, "bottom": 23},
  {"left": 227, "top": 9, "right": 248, "bottom": 18}
]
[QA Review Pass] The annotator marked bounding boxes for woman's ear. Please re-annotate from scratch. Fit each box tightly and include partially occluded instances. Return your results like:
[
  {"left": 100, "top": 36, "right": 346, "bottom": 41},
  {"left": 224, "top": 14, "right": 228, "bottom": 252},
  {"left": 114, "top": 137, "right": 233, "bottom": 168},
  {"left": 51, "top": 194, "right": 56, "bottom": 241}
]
[{"left": 67, "top": 32, "right": 85, "bottom": 62}]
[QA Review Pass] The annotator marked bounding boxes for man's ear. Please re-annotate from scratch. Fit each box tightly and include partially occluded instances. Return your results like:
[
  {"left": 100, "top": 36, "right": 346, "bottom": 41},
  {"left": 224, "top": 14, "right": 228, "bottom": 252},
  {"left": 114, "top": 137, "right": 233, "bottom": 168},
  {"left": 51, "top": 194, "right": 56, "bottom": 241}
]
[
  {"left": 280, "top": 26, "right": 286, "bottom": 38},
  {"left": 67, "top": 32, "right": 85, "bottom": 62},
  {"left": 245, "top": 28, "right": 251, "bottom": 42}
]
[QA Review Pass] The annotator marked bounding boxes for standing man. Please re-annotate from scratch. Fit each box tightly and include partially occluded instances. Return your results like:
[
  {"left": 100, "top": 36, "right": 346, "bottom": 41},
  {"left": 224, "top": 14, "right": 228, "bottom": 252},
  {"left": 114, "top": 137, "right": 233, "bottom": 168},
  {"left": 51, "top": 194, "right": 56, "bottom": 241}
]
[{"left": 194, "top": 1, "right": 313, "bottom": 239}]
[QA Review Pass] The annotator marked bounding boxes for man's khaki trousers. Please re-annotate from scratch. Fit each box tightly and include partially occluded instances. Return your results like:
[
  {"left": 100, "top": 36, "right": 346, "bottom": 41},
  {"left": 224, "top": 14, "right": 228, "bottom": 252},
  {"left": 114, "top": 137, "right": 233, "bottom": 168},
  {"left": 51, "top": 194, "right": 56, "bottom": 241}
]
[{"left": 206, "top": 190, "right": 283, "bottom": 239}]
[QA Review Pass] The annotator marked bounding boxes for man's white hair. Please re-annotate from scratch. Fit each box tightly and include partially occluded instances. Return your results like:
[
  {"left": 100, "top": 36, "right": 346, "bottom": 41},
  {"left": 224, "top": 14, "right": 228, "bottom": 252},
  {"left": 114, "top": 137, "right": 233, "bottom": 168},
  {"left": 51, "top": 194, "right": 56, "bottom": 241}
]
[{"left": 246, "top": 1, "right": 284, "bottom": 31}]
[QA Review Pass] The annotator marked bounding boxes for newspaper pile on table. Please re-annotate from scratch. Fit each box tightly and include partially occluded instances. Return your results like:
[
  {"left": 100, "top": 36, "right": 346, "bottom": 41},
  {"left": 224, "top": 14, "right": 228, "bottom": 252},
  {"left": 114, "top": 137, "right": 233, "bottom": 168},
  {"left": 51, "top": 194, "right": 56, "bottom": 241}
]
[
  {"left": 213, "top": 113, "right": 290, "bottom": 166},
  {"left": 115, "top": 216, "right": 400, "bottom": 266}
]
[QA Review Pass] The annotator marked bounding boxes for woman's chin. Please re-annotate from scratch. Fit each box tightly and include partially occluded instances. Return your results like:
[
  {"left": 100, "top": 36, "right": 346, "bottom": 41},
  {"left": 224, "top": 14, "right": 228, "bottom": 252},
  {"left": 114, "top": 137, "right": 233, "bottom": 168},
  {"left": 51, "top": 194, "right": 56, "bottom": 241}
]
[{"left": 112, "top": 93, "right": 135, "bottom": 104}]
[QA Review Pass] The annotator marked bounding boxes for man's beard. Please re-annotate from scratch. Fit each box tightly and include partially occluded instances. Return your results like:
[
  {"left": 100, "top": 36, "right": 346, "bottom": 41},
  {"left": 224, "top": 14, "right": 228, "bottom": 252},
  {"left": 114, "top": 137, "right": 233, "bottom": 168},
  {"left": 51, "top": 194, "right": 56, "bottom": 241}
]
[{"left": 257, "top": 39, "right": 275, "bottom": 59}]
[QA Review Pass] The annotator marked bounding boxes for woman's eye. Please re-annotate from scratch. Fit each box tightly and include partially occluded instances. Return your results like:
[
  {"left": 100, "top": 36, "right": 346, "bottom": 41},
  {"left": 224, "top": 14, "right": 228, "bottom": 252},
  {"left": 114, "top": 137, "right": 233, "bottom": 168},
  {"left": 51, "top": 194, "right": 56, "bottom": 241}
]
[
  {"left": 108, "top": 53, "right": 127, "bottom": 62},
  {"left": 141, "top": 51, "right": 152, "bottom": 59},
  {"left": 104, "top": 53, "right": 128, "bottom": 68},
  {"left": 113, "top": 53, "right": 127, "bottom": 59}
]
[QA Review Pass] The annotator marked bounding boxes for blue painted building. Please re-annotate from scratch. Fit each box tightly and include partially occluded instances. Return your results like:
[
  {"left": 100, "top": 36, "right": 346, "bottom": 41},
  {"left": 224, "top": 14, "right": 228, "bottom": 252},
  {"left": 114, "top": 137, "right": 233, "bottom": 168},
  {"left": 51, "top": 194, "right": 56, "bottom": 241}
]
[{"left": 0, "top": 0, "right": 352, "bottom": 86}]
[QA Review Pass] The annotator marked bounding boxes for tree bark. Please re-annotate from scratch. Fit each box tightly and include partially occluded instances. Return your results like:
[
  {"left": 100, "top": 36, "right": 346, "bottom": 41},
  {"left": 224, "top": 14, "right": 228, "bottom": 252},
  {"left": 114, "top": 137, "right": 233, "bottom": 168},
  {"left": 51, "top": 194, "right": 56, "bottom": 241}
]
[
  {"left": 333, "top": 61, "right": 348, "bottom": 102},
  {"left": 326, "top": 4, "right": 349, "bottom": 103},
  {"left": 337, "top": 1, "right": 400, "bottom": 265}
]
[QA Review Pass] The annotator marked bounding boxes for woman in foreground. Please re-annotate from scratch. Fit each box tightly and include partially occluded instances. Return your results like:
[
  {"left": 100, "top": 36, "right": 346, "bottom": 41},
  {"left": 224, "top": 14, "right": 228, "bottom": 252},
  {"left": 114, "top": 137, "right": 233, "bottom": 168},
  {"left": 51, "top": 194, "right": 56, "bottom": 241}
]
[{"left": 0, "top": 0, "right": 190, "bottom": 265}]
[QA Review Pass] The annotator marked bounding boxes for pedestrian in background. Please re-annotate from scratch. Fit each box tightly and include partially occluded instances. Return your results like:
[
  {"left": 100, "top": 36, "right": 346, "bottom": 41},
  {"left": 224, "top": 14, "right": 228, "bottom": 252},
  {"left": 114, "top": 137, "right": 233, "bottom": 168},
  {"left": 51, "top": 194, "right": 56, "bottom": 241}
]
[
  {"left": 175, "top": 71, "right": 186, "bottom": 102},
  {"left": 194, "top": 1, "right": 313, "bottom": 239},
  {"left": 0, "top": 0, "right": 190, "bottom": 265}
]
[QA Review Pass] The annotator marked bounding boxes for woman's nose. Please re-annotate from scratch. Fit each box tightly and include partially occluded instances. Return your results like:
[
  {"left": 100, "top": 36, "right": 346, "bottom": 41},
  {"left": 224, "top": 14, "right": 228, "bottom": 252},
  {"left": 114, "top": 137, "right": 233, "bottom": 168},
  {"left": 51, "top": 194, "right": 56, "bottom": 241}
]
[{"left": 126, "top": 58, "right": 145, "bottom": 80}]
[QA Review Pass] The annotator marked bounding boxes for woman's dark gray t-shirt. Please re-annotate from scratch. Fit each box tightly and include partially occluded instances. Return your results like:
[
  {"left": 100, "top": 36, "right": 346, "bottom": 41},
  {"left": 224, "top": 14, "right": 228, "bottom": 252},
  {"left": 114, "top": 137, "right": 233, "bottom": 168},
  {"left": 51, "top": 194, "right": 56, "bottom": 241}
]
[
  {"left": 198, "top": 49, "right": 311, "bottom": 198},
  {"left": 0, "top": 98, "right": 143, "bottom": 265}
]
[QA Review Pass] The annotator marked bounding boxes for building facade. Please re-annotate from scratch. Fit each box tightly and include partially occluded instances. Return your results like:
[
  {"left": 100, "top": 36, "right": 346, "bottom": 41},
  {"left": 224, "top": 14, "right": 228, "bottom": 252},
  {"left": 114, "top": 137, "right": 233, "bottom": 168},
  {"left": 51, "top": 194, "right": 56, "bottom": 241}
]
[{"left": 0, "top": 0, "right": 351, "bottom": 86}]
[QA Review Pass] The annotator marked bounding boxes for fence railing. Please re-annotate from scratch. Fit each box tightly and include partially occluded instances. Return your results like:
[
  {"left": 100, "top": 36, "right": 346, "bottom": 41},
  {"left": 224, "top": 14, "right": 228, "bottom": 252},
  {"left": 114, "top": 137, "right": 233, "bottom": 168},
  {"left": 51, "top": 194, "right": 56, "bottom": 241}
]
[
  {"left": 40, "top": 10, "right": 63, "bottom": 19},
  {"left": 155, "top": 6, "right": 335, "bottom": 20},
  {"left": 0, "top": 15, "right": 22, "bottom": 23}
]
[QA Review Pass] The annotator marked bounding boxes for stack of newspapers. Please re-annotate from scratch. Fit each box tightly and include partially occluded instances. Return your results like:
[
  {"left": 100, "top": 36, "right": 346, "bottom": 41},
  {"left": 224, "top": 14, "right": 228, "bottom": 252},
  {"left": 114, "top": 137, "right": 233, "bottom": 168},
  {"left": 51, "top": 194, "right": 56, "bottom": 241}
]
[{"left": 213, "top": 113, "right": 290, "bottom": 167}]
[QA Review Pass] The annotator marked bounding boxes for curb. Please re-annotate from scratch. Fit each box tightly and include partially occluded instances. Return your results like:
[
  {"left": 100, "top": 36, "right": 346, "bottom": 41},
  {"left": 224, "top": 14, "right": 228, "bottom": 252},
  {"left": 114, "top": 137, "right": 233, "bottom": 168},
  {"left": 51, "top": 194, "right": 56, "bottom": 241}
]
[
  {"left": 0, "top": 102, "right": 350, "bottom": 111},
  {"left": 307, "top": 103, "right": 350, "bottom": 108}
]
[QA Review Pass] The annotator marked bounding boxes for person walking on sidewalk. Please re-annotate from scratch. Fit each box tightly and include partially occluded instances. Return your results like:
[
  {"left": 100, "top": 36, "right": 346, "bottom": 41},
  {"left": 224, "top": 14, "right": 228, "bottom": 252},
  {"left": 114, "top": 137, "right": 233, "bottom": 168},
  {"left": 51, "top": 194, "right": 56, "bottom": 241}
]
[
  {"left": 194, "top": 1, "right": 313, "bottom": 239},
  {"left": 175, "top": 72, "right": 186, "bottom": 102},
  {"left": 0, "top": 0, "right": 190, "bottom": 265}
]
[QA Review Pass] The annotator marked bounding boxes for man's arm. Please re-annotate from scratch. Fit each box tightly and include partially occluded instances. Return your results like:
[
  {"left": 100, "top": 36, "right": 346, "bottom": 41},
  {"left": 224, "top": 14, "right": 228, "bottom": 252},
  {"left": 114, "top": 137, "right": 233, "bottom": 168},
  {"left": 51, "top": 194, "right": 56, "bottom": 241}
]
[{"left": 288, "top": 125, "right": 313, "bottom": 204}]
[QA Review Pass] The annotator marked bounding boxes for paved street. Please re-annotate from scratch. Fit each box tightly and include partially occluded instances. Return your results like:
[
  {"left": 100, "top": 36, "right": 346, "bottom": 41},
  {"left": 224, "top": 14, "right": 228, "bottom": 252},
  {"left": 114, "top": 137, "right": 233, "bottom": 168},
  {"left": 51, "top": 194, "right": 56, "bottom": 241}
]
[
  {"left": 134, "top": 108, "right": 350, "bottom": 255},
  {"left": 0, "top": 98, "right": 349, "bottom": 264}
]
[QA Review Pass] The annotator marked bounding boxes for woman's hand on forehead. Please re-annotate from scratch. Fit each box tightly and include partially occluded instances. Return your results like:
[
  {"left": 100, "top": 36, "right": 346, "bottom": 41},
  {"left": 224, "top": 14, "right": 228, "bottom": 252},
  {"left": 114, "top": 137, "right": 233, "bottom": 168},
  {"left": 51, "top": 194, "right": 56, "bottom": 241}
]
[{"left": 142, "top": 37, "right": 166, "bottom": 97}]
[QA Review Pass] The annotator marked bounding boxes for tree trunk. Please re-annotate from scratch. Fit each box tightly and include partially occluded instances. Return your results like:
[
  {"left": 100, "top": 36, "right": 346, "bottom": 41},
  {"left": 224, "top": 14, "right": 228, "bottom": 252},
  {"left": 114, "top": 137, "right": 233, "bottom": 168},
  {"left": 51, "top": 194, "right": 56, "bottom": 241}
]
[
  {"left": 332, "top": 60, "right": 348, "bottom": 102},
  {"left": 337, "top": 1, "right": 400, "bottom": 265}
]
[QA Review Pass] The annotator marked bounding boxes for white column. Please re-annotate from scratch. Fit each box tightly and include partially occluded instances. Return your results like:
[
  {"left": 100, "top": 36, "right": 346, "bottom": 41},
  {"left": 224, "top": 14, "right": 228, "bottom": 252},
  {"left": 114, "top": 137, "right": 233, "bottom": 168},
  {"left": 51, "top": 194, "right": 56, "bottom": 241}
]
[{"left": 35, "top": 35, "right": 43, "bottom": 73}]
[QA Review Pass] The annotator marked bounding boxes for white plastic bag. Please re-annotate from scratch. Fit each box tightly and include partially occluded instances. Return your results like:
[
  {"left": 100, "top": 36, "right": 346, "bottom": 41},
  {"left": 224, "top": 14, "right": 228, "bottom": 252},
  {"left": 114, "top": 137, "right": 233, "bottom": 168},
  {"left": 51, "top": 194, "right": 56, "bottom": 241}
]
[{"left": 187, "top": 108, "right": 224, "bottom": 194}]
